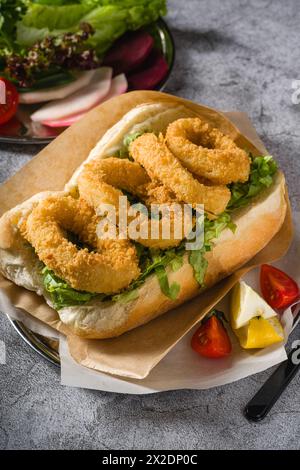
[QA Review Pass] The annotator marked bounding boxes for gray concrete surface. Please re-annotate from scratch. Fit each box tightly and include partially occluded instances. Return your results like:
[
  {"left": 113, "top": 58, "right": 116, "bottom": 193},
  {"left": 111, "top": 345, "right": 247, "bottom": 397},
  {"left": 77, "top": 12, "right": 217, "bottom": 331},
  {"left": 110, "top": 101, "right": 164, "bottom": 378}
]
[{"left": 0, "top": 0, "right": 300, "bottom": 450}]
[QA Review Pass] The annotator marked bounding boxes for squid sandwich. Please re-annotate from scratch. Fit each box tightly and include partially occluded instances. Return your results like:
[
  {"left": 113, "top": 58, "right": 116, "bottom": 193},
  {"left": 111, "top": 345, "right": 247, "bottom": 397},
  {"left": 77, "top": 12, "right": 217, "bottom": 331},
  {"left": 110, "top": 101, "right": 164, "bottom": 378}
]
[{"left": 0, "top": 102, "right": 287, "bottom": 338}]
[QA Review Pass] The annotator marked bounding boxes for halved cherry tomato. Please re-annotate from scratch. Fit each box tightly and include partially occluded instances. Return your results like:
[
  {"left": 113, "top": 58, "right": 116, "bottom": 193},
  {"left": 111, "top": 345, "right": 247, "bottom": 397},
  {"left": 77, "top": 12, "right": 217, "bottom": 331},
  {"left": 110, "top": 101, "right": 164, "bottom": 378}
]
[
  {"left": 260, "top": 264, "right": 299, "bottom": 309},
  {"left": 0, "top": 78, "right": 19, "bottom": 125},
  {"left": 191, "top": 310, "right": 232, "bottom": 359}
]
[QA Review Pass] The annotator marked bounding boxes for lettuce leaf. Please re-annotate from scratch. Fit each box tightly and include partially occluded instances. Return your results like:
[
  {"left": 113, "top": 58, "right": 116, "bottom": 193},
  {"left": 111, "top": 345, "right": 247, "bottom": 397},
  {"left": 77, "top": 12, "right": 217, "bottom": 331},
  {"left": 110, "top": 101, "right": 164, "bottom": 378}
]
[
  {"left": 188, "top": 249, "right": 208, "bottom": 285},
  {"left": 188, "top": 213, "right": 236, "bottom": 286},
  {"left": 16, "top": 0, "right": 167, "bottom": 53},
  {"left": 228, "top": 155, "right": 278, "bottom": 210},
  {"left": 123, "top": 131, "right": 144, "bottom": 148},
  {"left": 187, "top": 154, "right": 278, "bottom": 286},
  {"left": 110, "top": 243, "right": 186, "bottom": 303},
  {"left": 20, "top": 4, "right": 92, "bottom": 31},
  {"left": 155, "top": 265, "right": 180, "bottom": 300},
  {"left": 42, "top": 266, "right": 98, "bottom": 310},
  {"left": 203, "top": 212, "right": 236, "bottom": 248},
  {"left": 112, "top": 288, "right": 139, "bottom": 304},
  {"left": 0, "top": 0, "right": 27, "bottom": 55}
]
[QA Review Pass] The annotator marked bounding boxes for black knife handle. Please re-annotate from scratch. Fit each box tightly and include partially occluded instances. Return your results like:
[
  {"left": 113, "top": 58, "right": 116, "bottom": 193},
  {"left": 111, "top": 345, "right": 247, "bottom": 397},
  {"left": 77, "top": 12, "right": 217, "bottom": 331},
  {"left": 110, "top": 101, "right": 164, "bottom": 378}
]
[{"left": 244, "top": 342, "right": 300, "bottom": 422}]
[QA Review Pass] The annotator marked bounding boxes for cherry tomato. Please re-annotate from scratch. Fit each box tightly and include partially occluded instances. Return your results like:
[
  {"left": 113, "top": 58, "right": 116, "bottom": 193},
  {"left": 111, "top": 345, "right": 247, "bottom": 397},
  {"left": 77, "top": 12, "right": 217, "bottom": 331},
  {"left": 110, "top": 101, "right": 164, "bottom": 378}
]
[
  {"left": 260, "top": 264, "right": 299, "bottom": 309},
  {"left": 191, "top": 310, "right": 232, "bottom": 359},
  {"left": 0, "top": 116, "right": 22, "bottom": 136},
  {"left": 0, "top": 77, "right": 19, "bottom": 125}
]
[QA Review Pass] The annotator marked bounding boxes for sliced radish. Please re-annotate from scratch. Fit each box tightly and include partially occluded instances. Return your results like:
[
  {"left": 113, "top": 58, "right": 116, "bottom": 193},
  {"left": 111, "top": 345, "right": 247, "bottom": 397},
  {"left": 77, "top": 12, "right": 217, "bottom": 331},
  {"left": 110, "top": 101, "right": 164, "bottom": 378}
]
[
  {"left": 103, "top": 31, "right": 154, "bottom": 75},
  {"left": 31, "top": 67, "right": 112, "bottom": 122},
  {"left": 41, "top": 74, "right": 128, "bottom": 128},
  {"left": 104, "top": 73, "right": 128, "bottom": 99},
  {"left": 41, "top": 111, "right": 86, "bottom": 128},
  {"left": 19, "top": 70, "right": 97, "bottom": 104},
  {"left": 127, "top": 50, "right": 169, "bottom": 90}
]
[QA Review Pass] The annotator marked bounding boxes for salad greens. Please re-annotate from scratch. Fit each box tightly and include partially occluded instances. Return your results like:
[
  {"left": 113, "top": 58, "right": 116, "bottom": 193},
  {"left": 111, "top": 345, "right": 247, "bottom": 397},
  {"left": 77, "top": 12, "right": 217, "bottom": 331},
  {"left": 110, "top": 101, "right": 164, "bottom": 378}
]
[
  {"left": 0, "top": 0, "right": 166, "bottom": 87},
  {"left": 115, "top": 131, "right": 144, "bottom": 159},
  {"left": 42, "top": 266, "right": 98, "bottom": 309},
  {"left": 113, "top": 243, "right": 186, "bottom": 303},
  {"left": 123, "top": 131, "right": 144, "bottom": 148},
  {"left": 0, "top": 0, "right": 28, "bottom": 56},
  {"left": 0, "top": 0, "right": 166, "bottom": 57},
  {"left": 6, "top": 23, "right": 100, "bottom": 87},
  {"left": 188, "top": 213, "right": 236, "bottom": 286},
  {"left": 41, "top": 153, "right": 278, "bottom": 310},
  {"left": 228, "top": 154, "right": 278, "bottom": 210}
]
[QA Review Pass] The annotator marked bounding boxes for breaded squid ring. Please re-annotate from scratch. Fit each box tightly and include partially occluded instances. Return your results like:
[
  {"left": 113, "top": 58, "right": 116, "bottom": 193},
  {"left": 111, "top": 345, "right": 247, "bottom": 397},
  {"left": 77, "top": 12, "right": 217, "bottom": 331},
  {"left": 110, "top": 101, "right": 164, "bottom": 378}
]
[
  {"left": 77, "top": 157, "right": 150, "bottom": 216},
  {"left": 129, "top": 133, "right": 231, "bottom": 215},
  {"left": 78, "top": 157, "right": 192, "bottom": 249},
  {"left": 165, "top": 118, "right": 250, "bottom": 184},
  {"left": 21, "top": 195, "right": 140, "bottom": 294},
  {"left": 142, "top": 180, "right": 177, "bottom": 206}
]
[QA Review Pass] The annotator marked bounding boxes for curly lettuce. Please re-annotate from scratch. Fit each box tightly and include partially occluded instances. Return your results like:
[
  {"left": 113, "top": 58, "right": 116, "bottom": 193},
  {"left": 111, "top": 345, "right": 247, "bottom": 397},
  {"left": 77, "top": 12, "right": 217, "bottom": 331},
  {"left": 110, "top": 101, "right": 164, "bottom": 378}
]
[{"left": 15, "top": 0, "right": 167, "bottom": 53}]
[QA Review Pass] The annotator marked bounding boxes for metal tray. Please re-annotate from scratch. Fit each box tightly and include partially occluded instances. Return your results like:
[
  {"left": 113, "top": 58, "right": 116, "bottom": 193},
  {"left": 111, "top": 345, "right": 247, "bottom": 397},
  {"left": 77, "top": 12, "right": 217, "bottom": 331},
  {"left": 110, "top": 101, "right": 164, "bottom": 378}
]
[{"left": 7, "top": 316, "right": 60, "bottom": 366}]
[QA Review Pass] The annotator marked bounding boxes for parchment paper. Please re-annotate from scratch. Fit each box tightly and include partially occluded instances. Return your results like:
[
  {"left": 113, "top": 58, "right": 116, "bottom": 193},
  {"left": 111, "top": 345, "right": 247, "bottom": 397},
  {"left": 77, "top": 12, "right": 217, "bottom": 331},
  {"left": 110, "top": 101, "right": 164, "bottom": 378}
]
[
  {"left": 0, "top": 92, "right": 293, "bottom": 379},
  {"left": 5, "top": 214, "right": 300, "bottom": 392}
]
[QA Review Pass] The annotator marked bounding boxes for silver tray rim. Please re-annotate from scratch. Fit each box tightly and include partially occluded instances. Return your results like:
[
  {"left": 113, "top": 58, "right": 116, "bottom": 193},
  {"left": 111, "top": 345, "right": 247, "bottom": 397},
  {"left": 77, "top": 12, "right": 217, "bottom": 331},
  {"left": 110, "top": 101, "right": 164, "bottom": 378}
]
[{"left": 7, "top": 316, "right": 60, "bottom": 366}]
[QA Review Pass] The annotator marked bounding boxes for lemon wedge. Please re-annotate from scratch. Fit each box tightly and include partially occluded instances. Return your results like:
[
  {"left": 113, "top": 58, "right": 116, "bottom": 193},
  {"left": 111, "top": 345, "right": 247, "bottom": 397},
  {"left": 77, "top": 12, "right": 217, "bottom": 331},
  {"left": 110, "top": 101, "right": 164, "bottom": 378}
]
[
  {"left": 234, "top": 316, "right": 284, "bottom": 349},
  {"left": 230, "top": 281, "right": 284, "bottom": 349}
]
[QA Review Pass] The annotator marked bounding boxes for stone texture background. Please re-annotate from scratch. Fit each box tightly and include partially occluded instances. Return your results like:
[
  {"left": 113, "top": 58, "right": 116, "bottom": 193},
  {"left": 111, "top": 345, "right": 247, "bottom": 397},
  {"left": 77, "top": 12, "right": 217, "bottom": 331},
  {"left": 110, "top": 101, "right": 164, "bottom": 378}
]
[{"left": 0, "top": 0, "right": 299, "bottom": 450}]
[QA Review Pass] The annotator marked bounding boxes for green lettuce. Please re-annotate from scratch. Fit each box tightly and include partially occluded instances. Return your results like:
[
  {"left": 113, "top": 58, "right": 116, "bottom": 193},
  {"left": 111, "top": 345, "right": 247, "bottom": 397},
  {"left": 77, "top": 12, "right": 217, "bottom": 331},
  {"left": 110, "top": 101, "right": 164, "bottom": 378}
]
[
  {"left": 42, "top": 266, "right": 98, "bottom": 310},
  {"left": 188, "top": 249, "right": 208, "bottom": 286},
  {"left": 0, "top": 0, "right": 27, "bottom": 55},
  {"left": 111, "top": 288, "right": 139, "bottom": 304},
  {"left": 115, "top": 131, "right": 144, "bottom": 158},
  {"left": 20, "top": 4, "right": 93, "bottom": 31},
  {"left": 123, "top": 131, "right": 144, "bottom": 148},
  {"left": 188, "top": 213, "right": 236, "bottom": 286},
  {"left": 228, "top": 155, "right": 278, "bottom": 210},
  {"left": 154, "top": 265, "right": 180, "bottom": 300},
  {"left": 16, "top": 0, "right": 167, "bottom": 53},
  {"left": 188, "top": 155, "right": 278, "bottom": 286},
  {"left": 109, "top": 242, "right": 185, "bottom": 303}
]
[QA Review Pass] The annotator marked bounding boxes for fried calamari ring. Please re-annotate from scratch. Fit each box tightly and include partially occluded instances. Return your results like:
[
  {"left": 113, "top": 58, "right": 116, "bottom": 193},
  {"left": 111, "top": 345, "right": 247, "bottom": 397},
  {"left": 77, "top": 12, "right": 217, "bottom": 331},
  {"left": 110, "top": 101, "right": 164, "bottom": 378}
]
[
  {"left": 129, "top": 133, "right": 231, "bottom": 215},
  {"left": 165, "top": 118, "right": 250, "bottom": 185},
  {"left": 78, "top": 157, "right": 192, "bottom": 249},
  {"left": 78, "top": 157, "right": 150, "bottom": 216},
  {"left": 142, "top": 180, "right": 177, "bottom": 206},
  {"left": 21, "top": 195, "right": 140, "bottom": 294}
]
